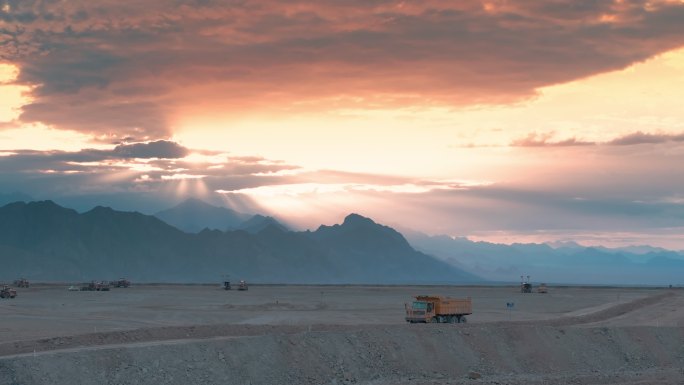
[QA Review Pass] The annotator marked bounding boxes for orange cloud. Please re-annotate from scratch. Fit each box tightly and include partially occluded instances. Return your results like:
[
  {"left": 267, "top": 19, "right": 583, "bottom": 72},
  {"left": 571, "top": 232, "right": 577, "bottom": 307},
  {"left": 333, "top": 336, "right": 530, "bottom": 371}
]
[{"left": 3, "top": 0, "right": 684, "bottom": 140}]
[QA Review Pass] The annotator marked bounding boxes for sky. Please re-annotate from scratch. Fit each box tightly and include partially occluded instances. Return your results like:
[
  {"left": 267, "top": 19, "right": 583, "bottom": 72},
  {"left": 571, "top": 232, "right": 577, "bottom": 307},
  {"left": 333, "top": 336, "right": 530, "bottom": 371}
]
[{"left": 2, "top": 0, "right": 684, "bottom": 249}]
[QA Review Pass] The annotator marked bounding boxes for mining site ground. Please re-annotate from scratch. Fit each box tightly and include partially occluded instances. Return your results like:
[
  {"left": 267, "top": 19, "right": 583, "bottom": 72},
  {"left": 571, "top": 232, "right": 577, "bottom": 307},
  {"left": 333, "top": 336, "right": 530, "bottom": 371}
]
[{"left": 0, "top": 285, "right": 682, "bottom": 384}]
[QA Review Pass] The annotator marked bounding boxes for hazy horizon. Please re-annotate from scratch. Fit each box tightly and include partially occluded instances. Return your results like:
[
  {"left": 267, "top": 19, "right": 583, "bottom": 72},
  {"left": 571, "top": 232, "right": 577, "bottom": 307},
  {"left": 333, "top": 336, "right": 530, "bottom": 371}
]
[{"left": 2, "top": 196, "right": 683, "bottom": 255}]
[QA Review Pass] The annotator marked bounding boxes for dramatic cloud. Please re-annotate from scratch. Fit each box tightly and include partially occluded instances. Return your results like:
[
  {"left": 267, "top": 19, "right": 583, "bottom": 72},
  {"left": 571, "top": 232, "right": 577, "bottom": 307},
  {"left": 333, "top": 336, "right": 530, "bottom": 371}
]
[
  {"left": 2, "top": 0, "right": 684, "bottom": 139},
  {"left": 0, "top": 140, "right": 190, "bottom": 166},
  {"left": 2, "top": 1, "right": 684, "bottom": 248},
  {"left": 0, "top": 141, "right": 301, "bottom": 201}
]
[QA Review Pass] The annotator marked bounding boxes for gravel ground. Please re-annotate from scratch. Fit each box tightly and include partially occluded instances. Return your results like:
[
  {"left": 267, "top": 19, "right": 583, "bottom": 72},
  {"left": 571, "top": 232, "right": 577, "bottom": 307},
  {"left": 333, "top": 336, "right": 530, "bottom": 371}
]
[
  {"left": 0, "top": 286, "right": 681, "bottom": 385},
  {"left": 0, "top": 284, "right": 666, "bottom": 342}
]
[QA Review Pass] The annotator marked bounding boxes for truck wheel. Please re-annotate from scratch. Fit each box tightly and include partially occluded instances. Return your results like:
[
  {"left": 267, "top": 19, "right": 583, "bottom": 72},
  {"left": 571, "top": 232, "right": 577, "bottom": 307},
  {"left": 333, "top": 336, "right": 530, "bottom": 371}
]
[
  {"left": 461, "top": 316, "right": 467, "bottom": 323},
  {"left": 449, "top": 316, "right": 457, "bottom": 324}
]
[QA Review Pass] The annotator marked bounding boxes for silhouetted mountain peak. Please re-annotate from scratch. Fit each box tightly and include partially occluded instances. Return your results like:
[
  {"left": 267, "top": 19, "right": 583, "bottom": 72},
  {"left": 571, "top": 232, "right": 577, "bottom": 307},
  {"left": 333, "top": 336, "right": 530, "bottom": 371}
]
[
  {"left": 238, "top": 214, "right": 288, "bottom": 234},
  {"left": 87, "top": 205, "right": 115, "bottom": 213},
  {"left": 20, "top": 200, "right": 78, "bottom": 216},
  {"left": 257, "top": 222, "right": 287, "bottom": 237},
  {"left": 198, "top": 227, "right": 223, "bottom": 235},
  {"left": 83, "top": 205, "right": 141, "bottom": 220},
  {"left": 311, "top": 213, "right": 413, "bottom": 253},
  {"left": 29, "top": 200, "right": 59, "bottom": 208},
  {"left": 547, "top": 240, "right": 584, "bottom": 249},
  {"left": 342, "top": 213, "right": 376, "bottom": 227}
]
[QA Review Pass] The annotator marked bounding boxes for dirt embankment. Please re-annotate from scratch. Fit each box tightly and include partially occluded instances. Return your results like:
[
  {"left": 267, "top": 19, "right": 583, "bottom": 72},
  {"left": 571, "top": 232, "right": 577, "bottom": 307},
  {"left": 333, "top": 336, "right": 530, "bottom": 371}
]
[{"left": 0, "top": 324, "right": 682, "bottom": 385}]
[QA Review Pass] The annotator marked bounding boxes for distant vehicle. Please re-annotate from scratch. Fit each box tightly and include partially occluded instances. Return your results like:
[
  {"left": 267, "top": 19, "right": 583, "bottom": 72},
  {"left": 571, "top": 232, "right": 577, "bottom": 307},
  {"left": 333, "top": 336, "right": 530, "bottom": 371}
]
[
  {"left": 238, "top": 280, "right": 248, "bottom": 291},
  {"left": 223, "top": 281, "right": 231, "bottom": 290},
  {"left": 80, "top": 281, "right": 110, "bottom": 291},
  {"left": 112, "top": 278, "right": 130, "bottom": 288},
  {"left": 537, "top": 283, "right": 548, "bottom": 294},
  {"left": 67, "top": 285, "right": 79, "bottom": 291},
  {"left": 521, "top": 282, "right": 533, "bottom": 293},
  {"left": 520, "top": 275, "right": 533, "bottom": 293},
  {"left": 405, "top": 295, "right": 472, "bottom": 323},
  {"left": 14, "top": 278, "right": 29, "bottom": 288},
  {"left": 0, "top": 285, "right": 17, "bottom": 299}
]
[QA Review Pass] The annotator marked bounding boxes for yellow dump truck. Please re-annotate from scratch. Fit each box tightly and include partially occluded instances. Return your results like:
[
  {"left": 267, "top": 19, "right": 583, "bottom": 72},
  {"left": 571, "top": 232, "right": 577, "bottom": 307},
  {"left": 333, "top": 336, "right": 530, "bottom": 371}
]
[{"left": 405, "top": 295, "right": 472, "bottom": 323}]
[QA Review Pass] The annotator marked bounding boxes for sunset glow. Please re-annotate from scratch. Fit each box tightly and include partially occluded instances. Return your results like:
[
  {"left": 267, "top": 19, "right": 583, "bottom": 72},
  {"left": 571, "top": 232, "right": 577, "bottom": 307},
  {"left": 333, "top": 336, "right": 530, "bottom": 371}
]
[{"left": 2, "top": 0, "right": 684, "bottom": 248}]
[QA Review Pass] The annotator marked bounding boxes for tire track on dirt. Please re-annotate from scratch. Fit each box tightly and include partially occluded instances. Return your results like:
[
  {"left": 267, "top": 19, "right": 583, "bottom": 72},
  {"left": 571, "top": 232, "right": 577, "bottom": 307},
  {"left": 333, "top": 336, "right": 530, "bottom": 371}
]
[{"left": 542, "top": 290, "right": 677, "bottom": 327}]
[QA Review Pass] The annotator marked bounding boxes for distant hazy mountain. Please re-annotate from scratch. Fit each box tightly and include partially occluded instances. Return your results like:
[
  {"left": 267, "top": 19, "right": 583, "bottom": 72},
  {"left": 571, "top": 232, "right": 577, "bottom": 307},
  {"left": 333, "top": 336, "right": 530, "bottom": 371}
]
[
  {"left": 0, "top": 201, "right": 480, "bottom": 284},
  {"left": 154, "top": 198, "right": 251, "bottom": 233},
  {"left": 237, "top": 214, "right": 288, "bottom": 234},
  {"left": 404, "top": 230, "right": 684, "bottom": 285},
  {"left": 599, "top": 245, "right": 672, "bottom": 255}
]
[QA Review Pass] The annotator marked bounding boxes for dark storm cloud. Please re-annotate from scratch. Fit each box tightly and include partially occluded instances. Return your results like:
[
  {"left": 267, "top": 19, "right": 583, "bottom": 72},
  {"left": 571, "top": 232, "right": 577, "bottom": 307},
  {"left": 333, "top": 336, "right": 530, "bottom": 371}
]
[{"left": 2, "top": 0, "right": 684, "bottom": 139}]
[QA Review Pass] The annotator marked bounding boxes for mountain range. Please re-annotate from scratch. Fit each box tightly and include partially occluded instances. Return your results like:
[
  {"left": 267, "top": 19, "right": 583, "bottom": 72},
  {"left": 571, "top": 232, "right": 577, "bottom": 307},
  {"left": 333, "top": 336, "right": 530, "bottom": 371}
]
[
  {"left": 0, "top": 201, "right": 478, "bottom": 284},
  {"left": 2, "top": 197, "right": 682, "bottom": 285},
  {"left": 403, "top": 230, "right": 684, "bottom": 286}
]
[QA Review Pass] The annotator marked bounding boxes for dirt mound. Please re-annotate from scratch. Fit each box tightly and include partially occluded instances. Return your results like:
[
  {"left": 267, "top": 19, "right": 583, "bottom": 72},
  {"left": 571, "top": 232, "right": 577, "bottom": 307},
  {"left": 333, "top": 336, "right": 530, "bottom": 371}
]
[{"left": 1, "top": 324, "right": 682, "bottom": 385}]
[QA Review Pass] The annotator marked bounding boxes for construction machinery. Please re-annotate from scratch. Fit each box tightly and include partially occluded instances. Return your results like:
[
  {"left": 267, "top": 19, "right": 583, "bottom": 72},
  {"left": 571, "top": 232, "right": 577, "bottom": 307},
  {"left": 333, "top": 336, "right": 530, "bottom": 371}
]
[
  {"left": 0, "top": 285, "right": 17, "bottom": 299},
  {"left": 537, "top": 283, "right": 548, "bottom": 294},
  {"left": 238, "top": 280, "right": 248, "bottom": 291},
  {"left": 80, "top": 281, "right": 110, "bottom": 291},
  {"left": 14, "top": 278, "right": 29, "bottom": 288},
  {"left": 112, "top": 278, "right": 130, "bottom": 288},
  {"left": 520, "top": 275, "right": 533, "bottom": 293},
  {"left": 223, "top": 281, "right": 231, "bottom": 290},
  {"left": 405, "top": 295, "right": 472, "bottom": 323}
]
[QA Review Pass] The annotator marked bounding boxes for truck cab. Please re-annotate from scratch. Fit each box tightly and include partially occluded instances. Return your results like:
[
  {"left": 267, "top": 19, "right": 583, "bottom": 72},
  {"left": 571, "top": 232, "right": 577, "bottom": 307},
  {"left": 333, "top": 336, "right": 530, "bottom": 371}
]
[{"left": 405, "top": 300, "right": 434, "bottom": 323}]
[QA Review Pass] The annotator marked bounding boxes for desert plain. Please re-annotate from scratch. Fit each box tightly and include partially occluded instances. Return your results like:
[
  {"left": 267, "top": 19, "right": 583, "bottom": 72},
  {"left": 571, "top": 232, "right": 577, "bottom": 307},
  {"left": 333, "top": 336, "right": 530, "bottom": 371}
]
[{"left": 0, "top": 284, "right": 682, "bottom": 384}]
